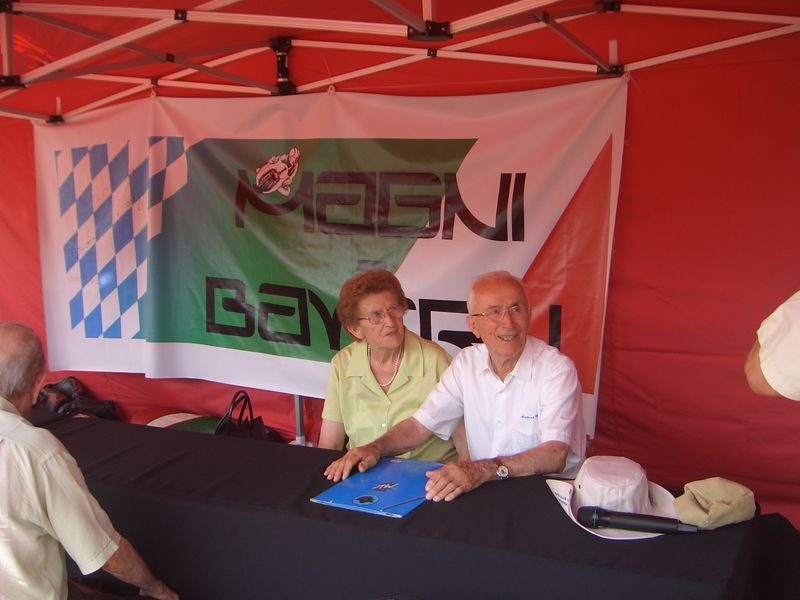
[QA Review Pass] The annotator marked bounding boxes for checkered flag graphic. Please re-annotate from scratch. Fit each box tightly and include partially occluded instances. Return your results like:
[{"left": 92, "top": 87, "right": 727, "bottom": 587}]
[{"left": 55, "top": 136, "right": 187, "bottom": 338}]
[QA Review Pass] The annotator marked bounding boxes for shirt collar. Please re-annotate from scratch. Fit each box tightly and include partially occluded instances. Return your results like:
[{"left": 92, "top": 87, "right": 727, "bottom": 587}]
[
  {"left": 0, "top": 396, "right": 19, "bottom": 415},
  {"left": 346, "top": 339, "right": 370, "bottom": 378},
  {"left": 476, "top": 336, "right": 537, "bottom": 382},
  {"left": 0, "top": 395, "right": 22, "bottom": 416}
]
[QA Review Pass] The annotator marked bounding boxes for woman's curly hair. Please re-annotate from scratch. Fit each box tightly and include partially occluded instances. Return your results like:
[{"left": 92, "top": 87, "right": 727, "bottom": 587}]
[{"left": 336, "top": 270, "right": 406, "bottom": 328}]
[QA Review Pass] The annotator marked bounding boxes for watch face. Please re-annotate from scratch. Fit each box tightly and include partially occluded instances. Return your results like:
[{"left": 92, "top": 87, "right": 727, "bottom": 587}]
[{"left": 497, "top": 465, "right": 509, "bottom": 479}]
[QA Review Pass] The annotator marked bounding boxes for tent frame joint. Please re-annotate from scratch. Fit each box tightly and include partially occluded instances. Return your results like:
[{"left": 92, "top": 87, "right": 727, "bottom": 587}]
[
  {"left": 174, "top": 9, "right": 188, "bottom": 22},
  {"left": 408, "top": 20, "right": 452, "bottom": 42},
  {"left": 270, "top": 37, "right": 296, "bottom": 96},
  {"left": 0, "top": 1, "right": 14, "bottom": 14},
  {"left": 597, "top": 64, "right": 624, "bottom": 76},
  {"left": 0, "top": 74, "right": 23, "bottom": 88},
  {"left": 46, "top": 114, "right": 64, "bottom": 124},
  {"left": 597, "top": 1, "right": 622, "bottom": 13}
]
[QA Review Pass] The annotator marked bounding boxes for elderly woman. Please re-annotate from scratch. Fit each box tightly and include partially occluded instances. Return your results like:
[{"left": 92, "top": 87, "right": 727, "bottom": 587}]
[{"left": 318, "top": 270, "right": 460, "bottom": 463}]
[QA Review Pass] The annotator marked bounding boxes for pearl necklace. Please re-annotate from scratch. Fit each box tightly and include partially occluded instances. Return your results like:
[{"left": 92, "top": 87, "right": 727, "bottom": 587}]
[{"left": 367, "top": 345, "right": 401, "bottom": 388}]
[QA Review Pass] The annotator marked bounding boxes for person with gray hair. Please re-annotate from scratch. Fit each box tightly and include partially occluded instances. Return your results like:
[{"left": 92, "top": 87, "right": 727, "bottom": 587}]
[
  {"left": 324, "top": 271, "right": 585, "bottom": 502},
  {"left": 0, "top": 322, "right": 178, "bottom": 600}
]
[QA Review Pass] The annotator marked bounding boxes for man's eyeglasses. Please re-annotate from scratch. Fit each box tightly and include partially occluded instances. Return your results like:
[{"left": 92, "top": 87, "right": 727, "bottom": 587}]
[
  {"left": 358, "top": 304, "right": 407, "bottom": 325},
  {"left": 469, "top": 303, "right": 528, "bottom": 323}
]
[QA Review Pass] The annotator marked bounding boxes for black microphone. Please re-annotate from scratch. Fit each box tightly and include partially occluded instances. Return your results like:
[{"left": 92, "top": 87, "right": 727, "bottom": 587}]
[{"left": 577, "top": 506, "right": 698, "bottom": 534}]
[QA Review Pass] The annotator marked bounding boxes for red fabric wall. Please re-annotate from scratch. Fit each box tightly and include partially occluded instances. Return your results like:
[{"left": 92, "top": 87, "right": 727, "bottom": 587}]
[
  {"left": 593, "top": 34, "right": 800, "bottom": 525},
  {"left": 1, "top": 33, "right": 798, "bottom": 524}
]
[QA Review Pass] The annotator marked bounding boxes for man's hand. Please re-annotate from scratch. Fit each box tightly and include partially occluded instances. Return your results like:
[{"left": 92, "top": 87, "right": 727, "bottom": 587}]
[
  {"left": 103, "top": 537, "right": 178, "bottom": 600},
  {"left": 322, "top": 418, "right": 432, "bottom": 481},
  {"left": 323, "top": 444, "right": 381, "bottom": 482},
  {"left": 424, "top": 460, "right": 494, "bottom": 502},
  {"left": 140, "top": 581, "right": 179, "bottom": 600}
]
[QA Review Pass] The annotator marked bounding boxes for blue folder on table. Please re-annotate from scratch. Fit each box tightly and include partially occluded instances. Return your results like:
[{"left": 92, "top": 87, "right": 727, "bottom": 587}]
[{"left": 311, "top": 457, "right": 442, "bottom": 518}]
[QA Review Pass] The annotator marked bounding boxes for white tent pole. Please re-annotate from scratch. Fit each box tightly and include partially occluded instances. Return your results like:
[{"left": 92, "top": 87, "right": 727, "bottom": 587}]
[
  {"left": 14, "top": 0, "right": 245, "bottom": 115},
  {"left": 446, "top": 16, "right": 580, "bottom": 51},
  {"left": 171, "top": 47, "right": 269, "bottom": 73},
  {"left": 293, "top": 39, "right": 427, "bottom": 56},
  {"left": 14, "top": 0, "right": 242, "bottom": 19},
  {"left": 1, "top": 13, "right": 12, "bottom": 75},
  {"left": 156, "top": 80, "right": 270, "bottom": 94},
  {"left": 22, "top": 20, "right": 177, "bottom": 84},
  {"left": 25, "top": 13, "right": 277, "bottom": 93},
  {"left": 297, "top": 55, "right": 425, "bottom": 93},
  {"left": 65, "top": 84, "right": 151, "bottom": 118},
  {"left": 296, "top": 38, "right": 594, "bottom": 72},
  {"left": 294, "top": 22, "right": 553, "bottom": 55},
  {"left": 187, "top": 11, "right": 405, "bottom": 36},
  {"left": 17, "top": 0, "right": 244, "bottom": 84},
  {"left": 62, "top": 45, "right": 270, "bottom": 118},
  {"left": 437, "top": 49, "right": 597, "bottom": 72},
  {"left": 177, "top": 41, "right": 268, "bottom": 60},
  {"left": 79, "top": 73, "right": 271, "bottom": 95},
  {"left": 296, "top": 11, "right": 592, "bottom": 93},
  {"left": 293, "top": 395, "right": 306, "bottom": 446},
  {"left": 609, "top": 40, "right": 619, "bottom": 66},
  {"left": 535, "top": 11, "right": 611, "bottom": 72},
  {"left": 0, "top": 107, "right": 48, "bottom": 122},
  {"left": 451, "top": 0, "right": 561, "bottom": 34},
  {"left": 169, "top": 57, "right": 277, "bottom": 93},
  {"left": 14, "top": 3, "right": 171, "bottom": 19},
  {"left": 161, "top": 48, "right": 270, "bottom": 82},
  {"left": 18, "top": 4, "right": 407, "bottom": 36},
  {"left": 422, "top": 0, "right": 436, "bottom": 22},
  {"left": 371, "top": 0, "right": 427, "bottom": 33},
  {"left": 295, "top": 14, "right": 588, "bottom": 93},
  {"left": 622, "top": 4, "right": 800, "bottom": 25},
  {"left": 64, "top": 45, "right": 273, "bottom": 117},
  {"left": 627, "top": 24, "right": 800, "bottom": 71}
]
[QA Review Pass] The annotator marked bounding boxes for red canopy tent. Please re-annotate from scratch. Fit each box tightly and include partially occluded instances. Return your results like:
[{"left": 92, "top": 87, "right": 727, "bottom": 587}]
[{"left": 1, "top": 0, "right": 799, "bottom": 525}]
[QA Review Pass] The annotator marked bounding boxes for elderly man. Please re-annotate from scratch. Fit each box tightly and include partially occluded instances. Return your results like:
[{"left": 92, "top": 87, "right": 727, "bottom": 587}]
[
  {"left": 324, "top": 271, "right": 585, "bottom": 502},
  {"left": 0, "top": 323, "right": 178, "bottom": 600}
]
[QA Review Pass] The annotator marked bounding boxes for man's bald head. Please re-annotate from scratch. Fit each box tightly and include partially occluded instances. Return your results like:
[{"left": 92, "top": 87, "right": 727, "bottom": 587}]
[
  {"left": 0, "top": 323, "right": 45, "bottom": 404},
  {"left": 467, "top": 271, "right": 528, "bottom": 314}
]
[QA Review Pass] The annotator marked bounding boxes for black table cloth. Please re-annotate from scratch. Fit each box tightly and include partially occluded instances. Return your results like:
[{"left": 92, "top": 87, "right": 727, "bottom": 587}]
[{"left": 36, "top": 412, "right": 764, "bottom": 600}]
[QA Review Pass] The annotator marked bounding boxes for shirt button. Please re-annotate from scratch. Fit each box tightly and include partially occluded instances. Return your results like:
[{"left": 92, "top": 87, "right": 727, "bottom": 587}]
[{"left": 381, "top": 423, "right": 386, "bottom": 428}]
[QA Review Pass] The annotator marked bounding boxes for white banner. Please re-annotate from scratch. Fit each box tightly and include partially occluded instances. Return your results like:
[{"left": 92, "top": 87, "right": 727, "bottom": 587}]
[{"left": 35, "top": 77, "right": 628, "bottom": 432}]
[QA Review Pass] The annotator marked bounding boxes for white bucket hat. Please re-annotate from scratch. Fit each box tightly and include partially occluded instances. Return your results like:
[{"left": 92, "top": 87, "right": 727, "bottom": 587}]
[{"left": 546, "top": 455, "right": 677, "bottom": 540}]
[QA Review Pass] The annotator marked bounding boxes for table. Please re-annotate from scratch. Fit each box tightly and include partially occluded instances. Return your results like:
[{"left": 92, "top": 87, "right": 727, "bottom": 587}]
[{"left": 36, "top": 412, "right": 765, "bottom": 600}]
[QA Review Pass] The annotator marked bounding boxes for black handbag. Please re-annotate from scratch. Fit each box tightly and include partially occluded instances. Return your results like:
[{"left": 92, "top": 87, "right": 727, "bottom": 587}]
[
  {"left": 35, "top": 376, "right": 117, "bottom": 420},
  {"left": 214, "top": 390, "right": 283, "bottom": 443}
]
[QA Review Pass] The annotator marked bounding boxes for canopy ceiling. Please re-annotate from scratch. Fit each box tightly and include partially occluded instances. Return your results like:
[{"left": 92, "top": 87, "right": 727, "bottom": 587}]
[{"left": 1, "top": 0, "right": 799, "bottom": 122}]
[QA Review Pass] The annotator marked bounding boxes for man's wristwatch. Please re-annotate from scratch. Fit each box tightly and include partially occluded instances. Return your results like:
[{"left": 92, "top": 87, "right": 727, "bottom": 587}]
[{"left": 493, "top": 458, "right": 509, "bottom": 480}]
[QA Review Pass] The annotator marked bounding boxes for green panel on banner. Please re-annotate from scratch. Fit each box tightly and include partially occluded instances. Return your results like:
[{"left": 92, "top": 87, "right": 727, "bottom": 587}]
[{"left": 146, "top": 138, "right": 475, "bottom": 362}]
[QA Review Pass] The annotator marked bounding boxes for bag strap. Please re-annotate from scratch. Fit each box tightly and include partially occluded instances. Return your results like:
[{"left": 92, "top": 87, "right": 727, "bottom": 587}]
[
  {"left": 214, "top": 390, "right": 251, "bottom": 434},
  {"left": 232, "top": 390, "right": 254, "bottom": 426}
]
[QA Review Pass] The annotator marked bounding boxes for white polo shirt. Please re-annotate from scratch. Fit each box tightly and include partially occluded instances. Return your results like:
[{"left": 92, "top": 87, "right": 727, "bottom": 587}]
[
  {"left": 758, "top": 290, "right": 800, "bottom": 401},
  {"left": 414, "top": 337, "right": 585, "bottom": 472},
  {"left": 0, "top": 397, "right": 120, "bottom": 600}
]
